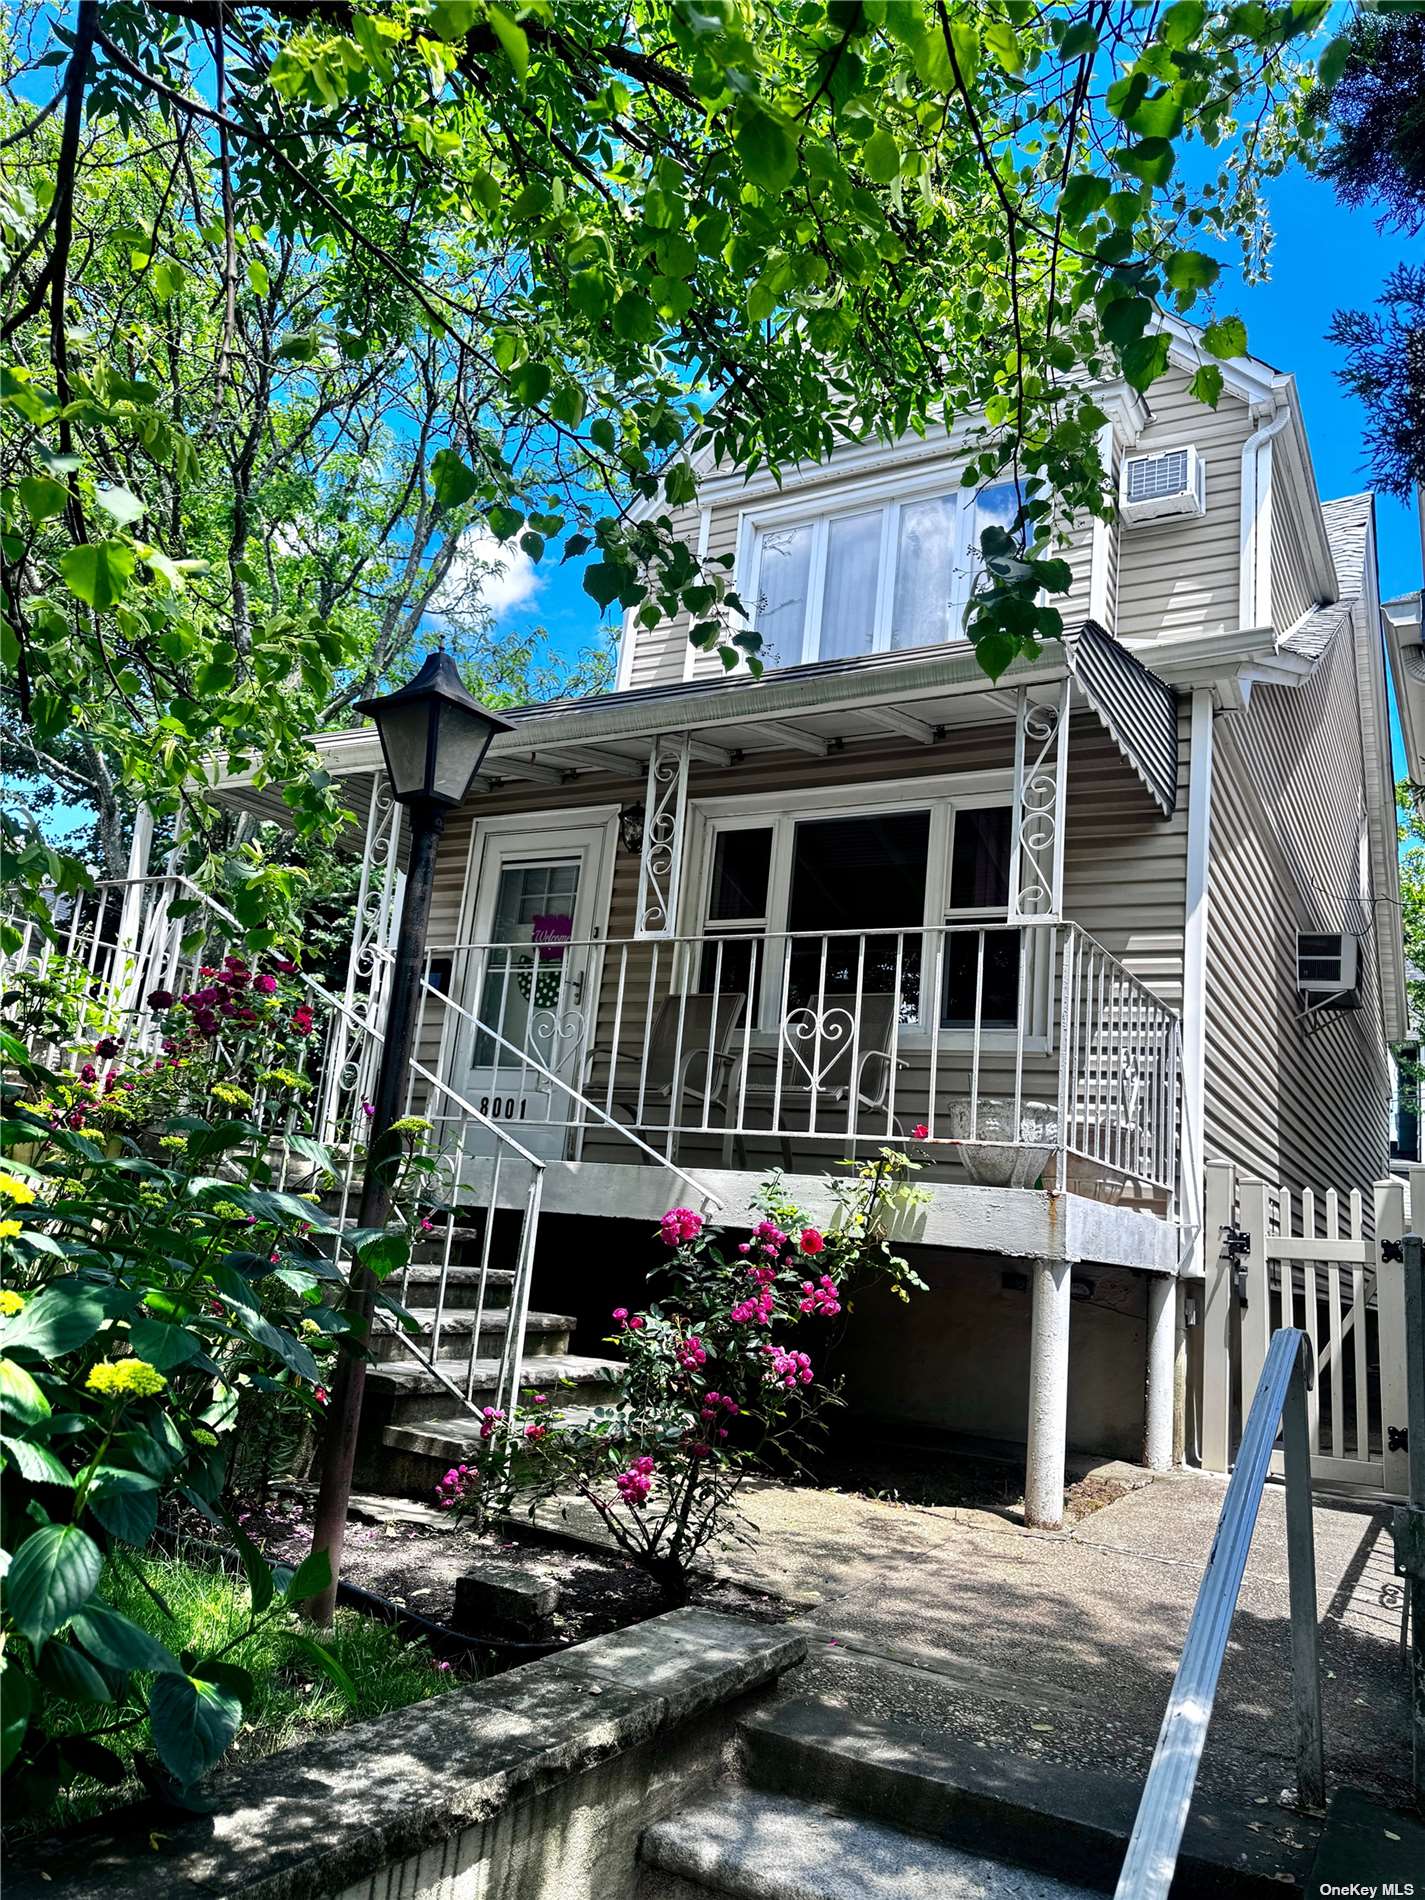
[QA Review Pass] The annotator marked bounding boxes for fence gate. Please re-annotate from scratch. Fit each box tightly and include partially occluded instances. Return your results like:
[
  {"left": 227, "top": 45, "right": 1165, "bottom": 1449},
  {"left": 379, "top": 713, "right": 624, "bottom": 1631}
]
[{"left": 1201, "top": 1160, "right": 1410, "bottom": 1497}]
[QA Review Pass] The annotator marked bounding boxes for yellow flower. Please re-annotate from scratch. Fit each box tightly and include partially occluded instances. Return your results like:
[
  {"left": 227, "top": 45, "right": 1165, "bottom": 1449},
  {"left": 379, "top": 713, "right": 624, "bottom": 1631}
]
[
  {"left": 192, "top": 1428, "right": 217, "bottom": 1448},
  {"left": 85, "top": 1359, "right": 167, "bottom": 1400},
  {"left": 0, "top": 1288, "right": 25, "bottom": 1314},
  {"left": 0, "top": 1174, "right": 37, "bottom": 1207},
  {"left": 0, "top": 1222, "right": 22, "bottom": 1243}
]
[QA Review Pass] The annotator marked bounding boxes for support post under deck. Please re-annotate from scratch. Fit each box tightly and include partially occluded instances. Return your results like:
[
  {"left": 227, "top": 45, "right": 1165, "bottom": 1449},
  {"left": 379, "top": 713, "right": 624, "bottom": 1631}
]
[
  {"left": 1025, "top": 1257, "right": 1072, "bottom": 1528},
  {"left": 1144, "top": 1274, "right": 1176, "bottom": 1471}
]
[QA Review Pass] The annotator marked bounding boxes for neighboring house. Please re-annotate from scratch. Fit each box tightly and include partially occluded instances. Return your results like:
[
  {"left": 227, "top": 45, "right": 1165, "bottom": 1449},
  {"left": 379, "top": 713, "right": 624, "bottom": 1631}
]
[{"left": 196, "top": 323, "right": 1404, "bottom": 1525}]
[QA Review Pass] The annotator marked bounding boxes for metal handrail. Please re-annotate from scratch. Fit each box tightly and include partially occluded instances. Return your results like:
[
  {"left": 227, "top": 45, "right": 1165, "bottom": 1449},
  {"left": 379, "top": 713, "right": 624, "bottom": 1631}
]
[{"left": 1115, "top": 1326, "right": 1324, "bottom": 1898}]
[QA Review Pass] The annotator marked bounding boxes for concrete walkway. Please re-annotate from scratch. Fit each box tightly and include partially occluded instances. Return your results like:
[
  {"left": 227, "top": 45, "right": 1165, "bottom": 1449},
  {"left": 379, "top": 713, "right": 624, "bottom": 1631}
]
[{"left": 714, "top": 1473, "right": 1411, "bottom": 1822}]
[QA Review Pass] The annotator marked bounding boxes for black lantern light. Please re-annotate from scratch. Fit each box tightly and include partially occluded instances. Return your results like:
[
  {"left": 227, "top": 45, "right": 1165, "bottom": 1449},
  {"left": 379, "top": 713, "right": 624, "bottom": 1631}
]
[{"left": 356, "top": 650, "right": 513, "bottom": 807}]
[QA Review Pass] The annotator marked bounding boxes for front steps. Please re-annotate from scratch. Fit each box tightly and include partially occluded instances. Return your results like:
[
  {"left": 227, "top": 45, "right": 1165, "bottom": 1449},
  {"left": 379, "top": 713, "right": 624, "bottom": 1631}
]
[
  {"left": 637, "top": 1696, "right": 1319, "bottom": 1898},
  {"left": 352, "top": 1230, "right": 623, "bottom": 1496}
]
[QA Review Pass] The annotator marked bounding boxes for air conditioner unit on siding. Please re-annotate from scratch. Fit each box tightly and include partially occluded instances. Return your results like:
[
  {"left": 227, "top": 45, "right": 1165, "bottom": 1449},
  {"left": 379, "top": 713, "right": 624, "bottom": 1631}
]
[
  {"left": 1118, "top": 445, "right": 1206, "bottom": 525},
  {"left": 1296, "top": 931, "right": 1360, "bottom": 1005}
]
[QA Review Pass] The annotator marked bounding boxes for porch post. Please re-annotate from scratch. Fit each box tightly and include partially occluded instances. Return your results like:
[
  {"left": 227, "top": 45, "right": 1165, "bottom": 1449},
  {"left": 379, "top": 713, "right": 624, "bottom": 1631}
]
[
  {"left": 635, "top": 732, "right": 690, "bottom": 938},
  {"left": 1025, "top": 1256, "right": 1072, "bottom": 1528},
  {"left": 1008, "top": 678, "right": 1070, "bottom": 924},
  {"left": 1144, "top": 1273, "right": 1176, "bottom": 1471}
]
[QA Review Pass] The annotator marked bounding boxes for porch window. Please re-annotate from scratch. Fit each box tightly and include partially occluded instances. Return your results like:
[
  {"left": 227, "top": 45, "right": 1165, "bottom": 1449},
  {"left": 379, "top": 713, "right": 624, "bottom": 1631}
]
[
  {"left": 786, "top": 812, "right": 928, "bottom": 1017},
  {"left": 942, "top": 805, "right": 1019, "bottom": 1030},
  {"left": 746, "top": 479, "right": 1022, "bottom": 668},
  {"left": 698, "top": 825, "right": 773, "bottom": 996}
]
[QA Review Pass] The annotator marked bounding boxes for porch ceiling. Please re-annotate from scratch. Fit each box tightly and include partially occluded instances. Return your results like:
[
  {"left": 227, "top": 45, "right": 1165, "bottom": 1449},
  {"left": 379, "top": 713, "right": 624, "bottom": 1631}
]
[{"left": 205, "top": 625, "right": 1179, "bottom": 821}]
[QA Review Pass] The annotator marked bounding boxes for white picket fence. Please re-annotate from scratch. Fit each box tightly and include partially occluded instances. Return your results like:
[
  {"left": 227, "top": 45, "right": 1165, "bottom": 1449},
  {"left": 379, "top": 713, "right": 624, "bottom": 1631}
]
[{"left": 1201, "top": 1158, "right": 1411, "bottom": 1497}]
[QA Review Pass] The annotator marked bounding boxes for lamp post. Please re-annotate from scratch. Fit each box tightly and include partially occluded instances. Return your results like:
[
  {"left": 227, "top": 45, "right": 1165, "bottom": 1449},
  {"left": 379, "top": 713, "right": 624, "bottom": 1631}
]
[{"left": 306, "top": 653, "right": 512, "bottom": 1624}]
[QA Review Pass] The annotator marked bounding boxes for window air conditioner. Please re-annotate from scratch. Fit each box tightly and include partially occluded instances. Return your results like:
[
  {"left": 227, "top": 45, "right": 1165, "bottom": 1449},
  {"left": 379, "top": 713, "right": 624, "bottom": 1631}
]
[
  {"left": 1296, "top": 931, "right": 1359, "bottom": 1004},
  {"left": 1118, "top": 445, "right": 1206, "bottom": 525}
]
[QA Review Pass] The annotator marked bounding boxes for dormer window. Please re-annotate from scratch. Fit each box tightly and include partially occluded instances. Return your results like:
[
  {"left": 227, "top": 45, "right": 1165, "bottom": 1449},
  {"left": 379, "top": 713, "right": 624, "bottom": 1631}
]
[{"left": 741, "top": 477, "right": 1020, "bottom": 668}]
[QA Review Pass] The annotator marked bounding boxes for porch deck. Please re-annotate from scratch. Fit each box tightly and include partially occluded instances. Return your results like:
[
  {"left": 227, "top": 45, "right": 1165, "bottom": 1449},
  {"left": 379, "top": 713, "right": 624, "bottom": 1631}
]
[{"left": 443, "top": 1156, "right": 1185, "bottom": 1275}]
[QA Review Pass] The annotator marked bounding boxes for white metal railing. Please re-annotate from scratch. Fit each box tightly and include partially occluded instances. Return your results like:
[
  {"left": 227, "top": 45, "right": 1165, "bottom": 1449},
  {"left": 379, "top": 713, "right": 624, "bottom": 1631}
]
[
  {"left": 1115, "top": 1327, "right": 1324, "bottom": 1897},
  {"left": 414, "top": 919, "right": 1181, "bottom": 1196},
  {"left": 2, "top": 877, "right": 551, "bottom": 1423}
]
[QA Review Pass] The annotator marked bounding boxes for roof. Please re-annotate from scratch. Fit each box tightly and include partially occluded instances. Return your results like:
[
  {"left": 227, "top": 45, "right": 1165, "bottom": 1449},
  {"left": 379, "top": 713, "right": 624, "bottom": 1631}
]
[{"left": 1279, "top": 492, "right": 1374, "bottom": 660}]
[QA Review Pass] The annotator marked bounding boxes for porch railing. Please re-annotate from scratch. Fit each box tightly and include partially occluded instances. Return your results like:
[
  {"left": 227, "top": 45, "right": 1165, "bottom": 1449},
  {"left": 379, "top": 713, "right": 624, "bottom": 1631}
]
[
  {"left": 414, "top": 919, "right": 1182, "bottom": 1198},
  {"left": 2, "top": 877, "right": 556, "bottom": 1423}
]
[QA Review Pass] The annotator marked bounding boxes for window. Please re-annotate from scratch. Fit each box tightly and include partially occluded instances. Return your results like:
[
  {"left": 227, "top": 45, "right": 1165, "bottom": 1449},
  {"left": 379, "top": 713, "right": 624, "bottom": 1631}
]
[
  {"left": 943, "top": 806, "right": 1019, "bottom": 1030},
  {"left": 693, "top": 789, "right": 1027, "bottom": 1039},
  {"left": 745, "top": 479, "right": 1022, "bottom": 668}
]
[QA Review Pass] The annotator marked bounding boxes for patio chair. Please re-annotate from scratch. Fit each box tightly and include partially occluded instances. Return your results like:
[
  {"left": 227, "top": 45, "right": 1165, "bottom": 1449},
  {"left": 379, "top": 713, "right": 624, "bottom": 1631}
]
[
  {"left": 608, "top": 991, "right": 747, "bottom": 1157},
  {"left": 721, "top": 990, "right": 906, "bottom": 1165}
]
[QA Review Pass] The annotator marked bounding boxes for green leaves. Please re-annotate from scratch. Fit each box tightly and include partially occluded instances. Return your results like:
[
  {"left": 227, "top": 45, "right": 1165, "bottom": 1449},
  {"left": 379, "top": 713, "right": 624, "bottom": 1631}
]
[
  {"left": 58, "top": 541, "right": 134, "bottom": 611},
  {"left": 488, "top": 5, "right": 529, "bottom": 82},
  {"left": 429, "top": 448, "right": 480, "bottom": 509},
  {"left": 735, "top": 104, "right": 797, "bottom": 194},
  {"left": 1189, "top": 364, "right": 1224, "bottom": 409},
  {"left": 1202, "top": 315, "right": 1248, "bottom": 360},
  {"left": 96, "top": 486, "right": 145, "bottom": 528},
  {"left": 16, "top": 474, "right": 68, "bottom": 524},
  {"left": 1121, "top": 331, "right": 1172, "bottom": 392},
  {"left": 487, "top": 503, "right": 524, "bottom": 541},
  {"left": 861, "top": 129, "right": 900, "bottom": 185},
  {"left": 70, "top": 1602, "right": 182, "bottom": 1676},
  {"left": 148, "top": 1671, "right": 245, "bottom": 1787},
  {"left": 1164, "top": 250, "right": 1220, "bottom": 302},
  {"left": 1, "top": 1284, "right": 109, "bottom": 1359},
  {"left": 87, "top": 1467, "right": 161, "bottom": 1547},
  {"left": 1058, "top": 175, "right": 1110, "bottom": 230},
  {"left": 5, "top": 1524, "right": 103, "bottom": 1648}
]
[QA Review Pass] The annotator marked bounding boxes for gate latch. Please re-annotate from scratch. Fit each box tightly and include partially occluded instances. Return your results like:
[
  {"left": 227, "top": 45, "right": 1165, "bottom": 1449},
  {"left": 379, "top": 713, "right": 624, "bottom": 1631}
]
[{"left": 1222, "top": 1224, "right": 1250, "bottom": 1302}]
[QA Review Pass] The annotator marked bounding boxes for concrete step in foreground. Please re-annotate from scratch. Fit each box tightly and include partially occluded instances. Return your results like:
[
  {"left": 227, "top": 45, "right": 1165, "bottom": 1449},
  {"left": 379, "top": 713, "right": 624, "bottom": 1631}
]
[
  {"left": 638, "top": 1787, "right": 1097, "bottom": 1900},
  {"left": 724, "top": 1697, "right": 1317, "bottom": 1897}
]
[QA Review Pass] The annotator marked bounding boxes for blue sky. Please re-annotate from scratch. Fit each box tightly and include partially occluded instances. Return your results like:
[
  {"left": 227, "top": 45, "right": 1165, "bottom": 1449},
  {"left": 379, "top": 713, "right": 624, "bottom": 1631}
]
[{"left": 494, "top": 149, "right": 1420, "bottom": 742}]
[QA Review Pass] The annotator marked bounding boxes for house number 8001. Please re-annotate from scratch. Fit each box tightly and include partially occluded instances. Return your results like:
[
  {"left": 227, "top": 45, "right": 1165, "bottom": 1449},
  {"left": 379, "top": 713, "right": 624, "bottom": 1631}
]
[{"left": 478, "top": 1096, "right": 525, "bottom": 1120}]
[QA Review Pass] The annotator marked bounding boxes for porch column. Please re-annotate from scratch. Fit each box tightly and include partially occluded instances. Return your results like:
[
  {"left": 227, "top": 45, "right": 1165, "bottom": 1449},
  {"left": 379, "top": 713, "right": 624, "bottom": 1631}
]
[
  {"left": 635, "top": 732, "right": 690, "bottom": 938},
  {"left": 1024, "top": 1256, "right": 1072, "bottom": 1528},
  {"left": 1143, "top": 1273, "right": 1176, "bottom": 1472}
]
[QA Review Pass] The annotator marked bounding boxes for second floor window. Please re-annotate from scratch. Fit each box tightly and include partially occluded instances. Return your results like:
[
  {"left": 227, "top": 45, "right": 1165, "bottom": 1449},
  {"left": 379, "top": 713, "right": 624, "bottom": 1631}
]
[{"left": 746, "top": 479, "right": 1020, "bottom": 668}]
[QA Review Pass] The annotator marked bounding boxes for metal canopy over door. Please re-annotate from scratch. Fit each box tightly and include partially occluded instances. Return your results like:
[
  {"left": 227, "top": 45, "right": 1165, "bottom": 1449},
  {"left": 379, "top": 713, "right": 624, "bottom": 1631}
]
[{"left": 451, "top": 817, "right": 612, "bottom": 1157}]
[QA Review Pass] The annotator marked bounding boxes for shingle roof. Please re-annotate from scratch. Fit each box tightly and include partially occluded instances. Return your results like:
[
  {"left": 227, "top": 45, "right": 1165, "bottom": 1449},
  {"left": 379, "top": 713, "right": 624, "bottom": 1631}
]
[{"left": 1279, "top": 492, "right": 1373, "bottom": 659}]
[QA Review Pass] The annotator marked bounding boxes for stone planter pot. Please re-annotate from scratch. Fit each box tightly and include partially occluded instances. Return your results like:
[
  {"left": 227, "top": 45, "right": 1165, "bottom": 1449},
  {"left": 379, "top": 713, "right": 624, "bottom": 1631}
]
[{"left": 948, "top": 1097, "right": 1058, "bottom": 1188}]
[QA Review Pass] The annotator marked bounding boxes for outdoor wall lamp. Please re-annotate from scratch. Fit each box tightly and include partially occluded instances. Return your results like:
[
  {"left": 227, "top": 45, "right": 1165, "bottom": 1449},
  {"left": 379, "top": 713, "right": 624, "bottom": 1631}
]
[
  {"left": 619, "top": 801, "right": 646, "bottom": 854},
  {"left": 307, "top": 652, "right": 511, "bottom": 1623}
]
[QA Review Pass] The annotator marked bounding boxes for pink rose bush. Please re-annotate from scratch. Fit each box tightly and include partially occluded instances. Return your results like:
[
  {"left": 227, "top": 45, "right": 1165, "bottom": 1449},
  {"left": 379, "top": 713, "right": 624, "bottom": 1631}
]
[{"left": 440, "top": 1155, "right": 926, "bottom": 1594}]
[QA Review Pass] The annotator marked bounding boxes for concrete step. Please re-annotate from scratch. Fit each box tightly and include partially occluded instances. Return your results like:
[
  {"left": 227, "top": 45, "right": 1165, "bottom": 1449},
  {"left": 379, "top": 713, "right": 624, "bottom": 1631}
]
[
  {"left": 394, "top": 1263, "right": 516, "bottom": 1309},
  {"left": 367, "top": 1352, "right": 625, "bottom": 1427},
  {"left": 369, "top": 1307, "right": 574, "bottom": 1363},
  {"left": 738, "top": 1698, "right": 1315, "bottom": 1897},
  {"left": 638, "top": 1788, "right": 1097, "bottom": 1900}
]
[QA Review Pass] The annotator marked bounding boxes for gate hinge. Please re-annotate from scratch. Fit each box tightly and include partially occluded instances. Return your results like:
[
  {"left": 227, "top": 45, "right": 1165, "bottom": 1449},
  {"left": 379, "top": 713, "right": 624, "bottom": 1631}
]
[
  {"left": 1388, "top": 1425, "right": 1409, "bottom": 1454},
  {"left": 1381, "top": 1238, "right": 1404, "bottom": 1263}
]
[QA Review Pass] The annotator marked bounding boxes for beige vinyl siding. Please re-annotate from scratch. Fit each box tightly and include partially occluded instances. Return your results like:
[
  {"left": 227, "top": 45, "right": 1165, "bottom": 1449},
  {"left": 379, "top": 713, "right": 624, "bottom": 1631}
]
[
  {"left": 1270, "top": 467, "right": 1320, "bottom": 638},
  {"left": 1203, "top": 634, "right": 1392, "bottom": 1197},
  {"left": 1116, "top": 367, "right": 1251, "bottom": 643},
  {"left": 626, "top": 498, "right": 704, "bottom": 690}
]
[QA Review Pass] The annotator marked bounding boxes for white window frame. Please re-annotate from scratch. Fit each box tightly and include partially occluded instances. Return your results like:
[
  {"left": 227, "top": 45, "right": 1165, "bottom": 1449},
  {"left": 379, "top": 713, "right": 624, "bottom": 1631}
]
[
  {"left": 734, "top": 469, "right": 1021, "bottom": 669},
  {"left": 679, "top": 773, "right": 1048, "bottom": 1050}
]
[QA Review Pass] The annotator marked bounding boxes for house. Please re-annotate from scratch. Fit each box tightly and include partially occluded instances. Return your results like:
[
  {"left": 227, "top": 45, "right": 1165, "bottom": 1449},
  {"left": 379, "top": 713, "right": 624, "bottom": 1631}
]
[{"left": 189, "top": 325, "right": 1404, "bottom": 1524}]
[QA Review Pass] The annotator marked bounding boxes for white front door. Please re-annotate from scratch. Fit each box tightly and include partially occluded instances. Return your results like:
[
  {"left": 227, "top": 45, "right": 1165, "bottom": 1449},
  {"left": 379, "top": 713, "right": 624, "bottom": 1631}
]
[{"left": 453, "top": 818, "right": 611, "bottom": 1157}]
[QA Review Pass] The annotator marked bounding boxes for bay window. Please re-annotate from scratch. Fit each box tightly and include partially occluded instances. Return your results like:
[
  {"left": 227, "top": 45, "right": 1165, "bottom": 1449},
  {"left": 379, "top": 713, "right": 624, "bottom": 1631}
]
[{"left": 742, "top": 477, "right": 1022, "bottom": 669}]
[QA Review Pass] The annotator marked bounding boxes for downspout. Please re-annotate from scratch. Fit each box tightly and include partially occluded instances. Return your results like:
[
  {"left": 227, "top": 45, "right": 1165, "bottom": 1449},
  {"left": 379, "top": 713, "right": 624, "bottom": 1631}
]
[
  {"left": 1238, "top": 404, "right": 1290, "bottom": 636},
  {"left": 1180, "top": 689, "right": 1215, "bottom": 1275}
]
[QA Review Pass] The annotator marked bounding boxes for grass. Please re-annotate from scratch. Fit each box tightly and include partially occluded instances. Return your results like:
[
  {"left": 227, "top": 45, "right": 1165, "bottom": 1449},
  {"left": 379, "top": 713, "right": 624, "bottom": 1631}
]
[{"left": 28, "top": 1543, "right": 459, "bottom": 1837}]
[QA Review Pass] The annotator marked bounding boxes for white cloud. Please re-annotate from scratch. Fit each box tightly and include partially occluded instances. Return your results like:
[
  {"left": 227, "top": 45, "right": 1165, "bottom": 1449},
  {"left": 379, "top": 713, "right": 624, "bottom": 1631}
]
[{"left": 432, "top": 527, "right": 543, "bottom": 623}]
